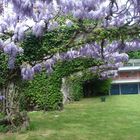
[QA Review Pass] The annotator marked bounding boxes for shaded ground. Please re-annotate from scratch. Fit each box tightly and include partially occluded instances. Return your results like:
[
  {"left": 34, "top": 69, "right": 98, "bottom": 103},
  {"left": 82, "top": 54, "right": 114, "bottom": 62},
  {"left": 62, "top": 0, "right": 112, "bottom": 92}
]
[{"left": 1, "top": 95, "right": 140, "bottom": 140}]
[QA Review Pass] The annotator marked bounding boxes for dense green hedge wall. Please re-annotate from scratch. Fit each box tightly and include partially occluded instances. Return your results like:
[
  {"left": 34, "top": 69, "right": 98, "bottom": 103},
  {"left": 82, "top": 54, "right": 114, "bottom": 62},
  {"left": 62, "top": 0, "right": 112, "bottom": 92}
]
[
  {"left": 66, "top": 72, "right": 112, "bottom": 101},
  {"left": 21, "top": 58, "right": 100, "bottom": 110},
  {"left": 66, "top": 72, "right": 95, "bottom": 101}
]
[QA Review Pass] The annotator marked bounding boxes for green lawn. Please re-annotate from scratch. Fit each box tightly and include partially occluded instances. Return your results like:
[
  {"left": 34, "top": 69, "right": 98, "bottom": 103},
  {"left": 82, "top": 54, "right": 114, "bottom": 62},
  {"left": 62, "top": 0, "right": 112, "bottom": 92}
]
[{"left": 1, "top": 95, "right": 140, "bottom": 140}]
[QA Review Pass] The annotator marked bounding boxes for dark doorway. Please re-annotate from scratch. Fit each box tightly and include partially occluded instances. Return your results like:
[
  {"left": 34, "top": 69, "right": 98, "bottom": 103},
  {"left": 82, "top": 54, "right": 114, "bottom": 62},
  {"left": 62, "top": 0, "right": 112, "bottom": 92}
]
[{"left": 83, "top": 78, "right": 110, "bottom": 98}]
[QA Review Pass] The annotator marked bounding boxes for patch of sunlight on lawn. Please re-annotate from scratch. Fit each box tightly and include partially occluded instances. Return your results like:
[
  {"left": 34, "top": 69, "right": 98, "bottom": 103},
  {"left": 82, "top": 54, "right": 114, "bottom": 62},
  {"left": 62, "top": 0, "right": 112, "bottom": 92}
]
[{"left": 1, "top": 95, "right": 140, "bottom": 140}]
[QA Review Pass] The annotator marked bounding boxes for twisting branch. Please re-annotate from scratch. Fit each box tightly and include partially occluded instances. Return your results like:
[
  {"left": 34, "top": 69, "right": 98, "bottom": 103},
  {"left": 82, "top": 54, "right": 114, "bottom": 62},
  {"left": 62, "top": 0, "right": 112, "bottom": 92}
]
[{"left": 101, "top": 39, "right": 105, "bottom": 60}]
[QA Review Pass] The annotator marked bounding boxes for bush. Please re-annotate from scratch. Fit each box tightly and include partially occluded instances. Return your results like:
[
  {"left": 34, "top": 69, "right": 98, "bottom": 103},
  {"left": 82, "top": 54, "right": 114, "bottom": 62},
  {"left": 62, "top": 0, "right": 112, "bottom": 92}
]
[
  {"left": 0, "top": 125, "right": 9, "bottom": 133},
  {"left": 69, "top": 79, "right": 83, "bottom": 101},
  {"left": 20, "top": 58, "right": 99, "bottom": 110},
  {"left": 66, "top": 71, "right": 96, "bottom": 101},
  {"left": 20, "top": 72, "right": 63, "bottom": 111}
]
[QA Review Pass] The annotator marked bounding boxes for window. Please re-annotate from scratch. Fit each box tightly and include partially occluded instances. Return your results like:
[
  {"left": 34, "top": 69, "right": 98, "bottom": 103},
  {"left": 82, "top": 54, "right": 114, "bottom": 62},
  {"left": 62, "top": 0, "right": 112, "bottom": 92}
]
[
  {"left": 121, "top": 84, "right": 138, "bottom": 94},
  {"left": 110, "top": 84, "right": 120, "bottom": 95}
]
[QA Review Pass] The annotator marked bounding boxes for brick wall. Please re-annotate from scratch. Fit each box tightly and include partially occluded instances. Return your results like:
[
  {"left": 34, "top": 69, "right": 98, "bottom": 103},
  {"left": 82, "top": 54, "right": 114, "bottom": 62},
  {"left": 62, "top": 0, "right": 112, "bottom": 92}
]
[{"left": 113, "top": 71, "right": 140, "bottom": 80}]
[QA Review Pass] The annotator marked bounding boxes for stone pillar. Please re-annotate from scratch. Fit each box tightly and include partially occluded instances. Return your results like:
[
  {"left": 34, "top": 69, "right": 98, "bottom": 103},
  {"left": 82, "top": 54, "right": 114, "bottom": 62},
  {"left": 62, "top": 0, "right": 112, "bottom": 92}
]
[{"left": 61, "top": 77, "right": 71, "bottom": 104}]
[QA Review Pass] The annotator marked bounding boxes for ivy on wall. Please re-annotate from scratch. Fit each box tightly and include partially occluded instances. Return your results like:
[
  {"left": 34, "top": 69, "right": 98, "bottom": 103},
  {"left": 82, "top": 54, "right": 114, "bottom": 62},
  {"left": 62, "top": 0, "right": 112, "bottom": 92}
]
[
  {"left": 21, "top": 58, "right": 100, "bottom": 110},
  {"left": 65, "top": 71, "right": 112, "bottom": 101}
]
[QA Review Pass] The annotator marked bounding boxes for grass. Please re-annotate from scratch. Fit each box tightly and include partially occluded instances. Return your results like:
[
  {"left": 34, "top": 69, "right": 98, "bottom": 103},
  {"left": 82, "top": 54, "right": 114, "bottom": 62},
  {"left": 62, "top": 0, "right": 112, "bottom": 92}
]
[{"left": 1, "top": 95, "right": 140, "bottom": 140}]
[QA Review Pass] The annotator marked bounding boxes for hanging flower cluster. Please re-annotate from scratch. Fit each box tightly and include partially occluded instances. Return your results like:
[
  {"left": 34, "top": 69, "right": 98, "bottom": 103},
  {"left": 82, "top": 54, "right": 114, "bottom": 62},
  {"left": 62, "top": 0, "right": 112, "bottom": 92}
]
[{"left": 0, "top": 0, "right": 140, "bottom": 79}]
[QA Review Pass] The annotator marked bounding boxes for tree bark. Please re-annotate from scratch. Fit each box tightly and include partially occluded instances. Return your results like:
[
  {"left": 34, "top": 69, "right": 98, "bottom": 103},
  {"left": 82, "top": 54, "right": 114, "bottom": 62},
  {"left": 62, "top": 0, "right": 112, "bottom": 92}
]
[{"left": 0, "top": 81, "right": 30, "bottom": 131}]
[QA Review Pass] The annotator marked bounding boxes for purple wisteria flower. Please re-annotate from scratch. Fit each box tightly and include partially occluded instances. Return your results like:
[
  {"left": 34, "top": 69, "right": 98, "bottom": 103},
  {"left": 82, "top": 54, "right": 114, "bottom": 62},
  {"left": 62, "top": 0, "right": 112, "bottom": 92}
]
[
  {"left": 33, "top": 63, "right": 42, "bottom": 73},
  {"left": 65, "top": 20, "right": 73, "bottom": 27},
  {"left": 4, "top": 42, "right": 18, "bottom": 57},
  {"left": 21, "top": 65, "right": 35, "bottom": 80},
  {"left": 0, "top": 95, "right": 5, "bottom": 101},
  {"left": 32, "top": 20, "right": 46, "bottom": 37}
]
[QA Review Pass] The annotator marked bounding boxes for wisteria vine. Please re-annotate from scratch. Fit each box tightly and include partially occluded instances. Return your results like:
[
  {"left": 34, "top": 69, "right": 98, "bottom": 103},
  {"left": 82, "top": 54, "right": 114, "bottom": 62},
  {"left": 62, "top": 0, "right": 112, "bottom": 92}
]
[{"left": 0, "top": 0, "right": 140, "bottom": 80}]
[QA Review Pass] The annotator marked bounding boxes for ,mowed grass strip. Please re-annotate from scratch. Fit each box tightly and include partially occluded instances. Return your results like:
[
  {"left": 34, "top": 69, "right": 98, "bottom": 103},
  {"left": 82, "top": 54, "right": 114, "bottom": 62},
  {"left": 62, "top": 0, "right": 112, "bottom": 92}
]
[{"left": 1, "top": 95, "right": 140, "bottom": 140}]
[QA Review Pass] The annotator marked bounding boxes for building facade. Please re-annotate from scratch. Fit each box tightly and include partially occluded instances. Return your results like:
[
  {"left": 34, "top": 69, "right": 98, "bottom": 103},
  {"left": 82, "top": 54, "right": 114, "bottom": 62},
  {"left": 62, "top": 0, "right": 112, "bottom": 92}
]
[{"left": 110, "top": 59, "right": 140, "bottom": 95}]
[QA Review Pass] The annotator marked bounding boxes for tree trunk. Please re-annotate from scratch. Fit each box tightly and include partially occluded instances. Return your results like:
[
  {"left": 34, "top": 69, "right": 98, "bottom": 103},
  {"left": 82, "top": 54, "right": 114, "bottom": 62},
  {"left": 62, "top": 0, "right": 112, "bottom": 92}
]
[{"left": 0, "top": 81, "right": 30, "bottom": 131}]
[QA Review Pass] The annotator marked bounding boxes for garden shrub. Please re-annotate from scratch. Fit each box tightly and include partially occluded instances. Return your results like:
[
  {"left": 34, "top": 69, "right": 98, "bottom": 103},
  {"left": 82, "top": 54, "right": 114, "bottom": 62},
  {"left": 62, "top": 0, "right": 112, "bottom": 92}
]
[
  {"left": 70, "top": 82, "right": 83, "bottom": 101},
  {"left": 21, "top": 58, "right": 100, "bottom": 110},
  {"left": 66, "top": 72, "right": 96, "bottom": 101},
  {"left": 20, "top": 73, "right": 48, "bottom": 111},
  {"left": 0, "top": 125, "right": 9, "bottom": 133},
  {"left": 66, "top": 75, "right": 83, "bottom": 101}
]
